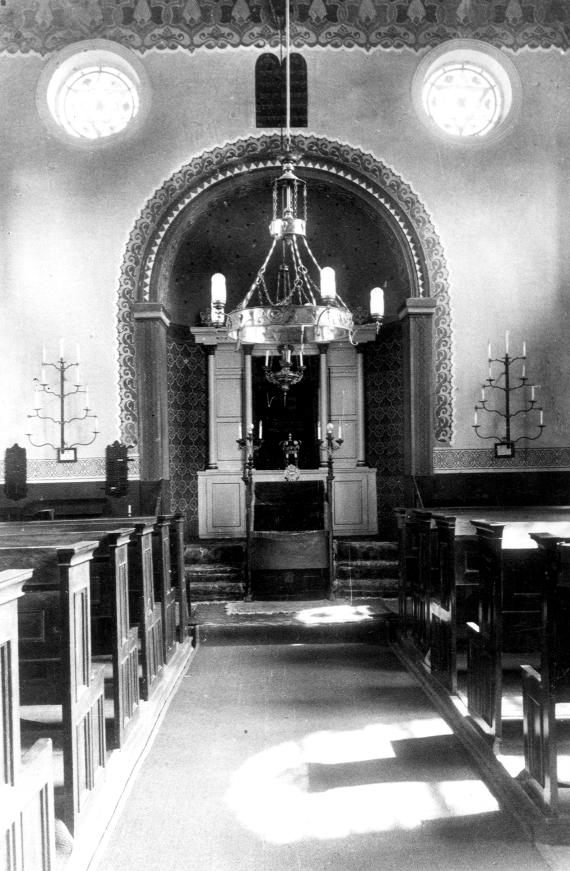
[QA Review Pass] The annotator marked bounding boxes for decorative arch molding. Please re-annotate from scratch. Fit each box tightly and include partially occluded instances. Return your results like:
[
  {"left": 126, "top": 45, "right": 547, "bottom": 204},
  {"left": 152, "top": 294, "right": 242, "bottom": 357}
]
[{"left": 117, "top": 133, "right": 453, "bottom": 447}]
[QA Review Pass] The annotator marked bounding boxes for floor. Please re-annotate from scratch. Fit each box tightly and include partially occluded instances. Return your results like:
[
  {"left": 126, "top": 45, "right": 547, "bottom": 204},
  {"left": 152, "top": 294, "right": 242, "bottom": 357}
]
[{"left": 91, "top": 601, "right": 570, "bottom": 871}]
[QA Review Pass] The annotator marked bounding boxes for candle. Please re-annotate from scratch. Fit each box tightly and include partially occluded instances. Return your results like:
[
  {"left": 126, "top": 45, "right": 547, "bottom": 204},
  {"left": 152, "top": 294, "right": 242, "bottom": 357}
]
[
  {"left": 540, "top": 409, "right": 544, "bottom": 426},
  {"left": 259, "top": 420, "right": 263, "bottom": 438},
  {"left": 488, "top": 362, "right": 492, "bottom": 380},
  {"left": 522, "top": 362, "right": 526, "bottom": 379},
  {"left": 42, "top": 343, "right": 47, "bottom": 365},
  {"left": 76, "top": 343, "right": 81, "bottom": 364},
  {"left": 474, "top": 407, "right": 478, "bottom": 426},
  {"left": 317, "top": 422, "right": 321, "bottom": 440},
  {"left": 238, "top": 422, "right": 242, "bottom": 439},
  {"left": 522, "top": 341, "right": 526, "bottom": 357},
  {"left": 59, "top": 338, "right": 65, "bottom": 360},
  {"left": 265, "top": 351, "right": 269, "bottom": 367},
  {"left": 505, "top": 331, "right": 509, "bottom": 354},
  {"left": 481, "top": 386, "right": 485, "bottom": 402},
  {"left": 338, "top": 422, "right": 343, "bottom": 439},
  {"left": 531, "top": 386, "right": 535, "bottom": 401},
  {"left": 488, "top": 341, "right": 492, "bottom": 361},
  {"left": 93, "top": 415, "right": 99, "bottom": 431},
  {"left": 299, "top": 350, "right": 303, "bottom": 366}
]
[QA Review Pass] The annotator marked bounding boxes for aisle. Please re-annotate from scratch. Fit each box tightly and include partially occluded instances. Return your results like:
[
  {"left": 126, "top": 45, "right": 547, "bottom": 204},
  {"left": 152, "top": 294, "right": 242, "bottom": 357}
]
[{"left": 93, "top": 642, "right": 554, "bottom": 871}]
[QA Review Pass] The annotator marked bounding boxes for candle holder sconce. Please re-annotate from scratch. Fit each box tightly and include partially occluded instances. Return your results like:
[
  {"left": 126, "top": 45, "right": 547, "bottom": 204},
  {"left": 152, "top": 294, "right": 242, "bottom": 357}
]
[
  {"left": 318, "top": 423, "right": 344, "bottom": 479},
  {"left": 26, "top": 346, "right": 99, "bottom": 462},
  {"left": 473, "top": 333, "right": 545, "bottom": 458},
  {"left": 237, "top": 424, "right": 263, "bottom": 483}
]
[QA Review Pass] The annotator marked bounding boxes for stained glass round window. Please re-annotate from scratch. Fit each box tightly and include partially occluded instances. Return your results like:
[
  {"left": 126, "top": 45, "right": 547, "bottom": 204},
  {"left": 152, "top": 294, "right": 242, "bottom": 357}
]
[
  {"left": 37, "top": 40, "right": 150, "bottom": 146},
  {"left": 412, "top": 41, "right": 521, "bottom": 144},
  {"left": 423, "top": 63, "right": 501, "bottom": 138}
]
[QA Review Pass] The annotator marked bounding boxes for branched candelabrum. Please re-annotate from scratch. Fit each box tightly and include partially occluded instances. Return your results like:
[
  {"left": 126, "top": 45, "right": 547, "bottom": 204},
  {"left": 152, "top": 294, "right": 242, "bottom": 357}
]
[
  {"left": 26, "top": 346, "right": 99, "bottom": 462},
  {"left": 237, "top": 423, "right": 263, "bottom": 483},
  {"left": 318, "top": 422, "right": 343, "bottom": 479},
  {"left": 473, "top": 332, "right": 545, "bottom": 458}
]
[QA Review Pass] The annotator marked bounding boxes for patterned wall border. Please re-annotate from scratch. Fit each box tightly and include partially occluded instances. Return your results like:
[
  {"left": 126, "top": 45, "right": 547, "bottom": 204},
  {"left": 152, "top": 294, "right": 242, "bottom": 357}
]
[
  {"left": 117, "top": 133, "right": 454, "bottom": 448},
  {"left": 0, "top": 454, "right": 140, "bottom": 483},
  {"left": 434, "top": 446, "right": 570, "bottom": 472},
  {"left": 0, "top": 0, "right": 568, "bottom": 56}
]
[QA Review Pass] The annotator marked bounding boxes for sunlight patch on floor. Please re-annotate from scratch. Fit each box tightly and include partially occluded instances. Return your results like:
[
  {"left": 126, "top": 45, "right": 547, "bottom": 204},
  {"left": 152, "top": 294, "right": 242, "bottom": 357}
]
[
  {"left": 225, "top": 722, "right": 499, "bottom": 843},
  {"left": 296, "top": 605, "right": 374, "bottom": 625}
]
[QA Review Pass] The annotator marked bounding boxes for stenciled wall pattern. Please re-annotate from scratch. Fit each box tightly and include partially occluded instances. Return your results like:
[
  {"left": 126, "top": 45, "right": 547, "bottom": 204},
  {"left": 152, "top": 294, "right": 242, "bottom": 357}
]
[
  {"left": 2, "top": 0, "right": 570, "bottom": 55},
  {"left": 364, "top": 323, "right": 405, "bottom": 536},
  {"left": 167, "top": 334, "right": 207, "bottom": 531}
]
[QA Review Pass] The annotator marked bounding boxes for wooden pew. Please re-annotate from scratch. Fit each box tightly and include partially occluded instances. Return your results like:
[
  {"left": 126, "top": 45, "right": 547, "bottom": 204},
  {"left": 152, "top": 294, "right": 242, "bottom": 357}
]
[
  {"left": 466, "top": 520, "right": 546, "bottom": 747},
  {"left": 26, "top": 515, "right": 186, "bottom": 662},
  {"left": 0, "top": 519, "right": 165, "bottom": 703},
  {"left": 0, "top": 541, "right": 106, "bottom": 836},
  {"left": 428, "top": 513, "right": 479, "bottom": 694},
  {"left": 0, "top": 524, "right": 140, "bottom": 749},
  {"left": 394, "top": 508, "right": 420, "bottom": 641},
  {"left": 519, "top": 533, "right": 570, "bottom": 812},
  {"left": 1, "top": 568, "right": 56, "bottom": 870}
]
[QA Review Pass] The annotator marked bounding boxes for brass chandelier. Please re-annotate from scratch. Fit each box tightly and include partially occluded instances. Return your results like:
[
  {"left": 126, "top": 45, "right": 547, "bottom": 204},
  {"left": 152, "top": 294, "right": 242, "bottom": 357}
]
[{"left": 209, "top": 0, "right": 384, "bottom": 390}]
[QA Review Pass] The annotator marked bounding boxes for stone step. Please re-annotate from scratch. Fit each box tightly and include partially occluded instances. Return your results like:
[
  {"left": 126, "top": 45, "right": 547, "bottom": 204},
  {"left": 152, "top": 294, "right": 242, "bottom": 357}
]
[
  {"left": 334, "top": 576, "right": 400, "bottom": 597},
  {"left": 335, "top": 539, "right": 398, "bottom": 561},
  {"left": 335, "top": 558, "right": 399, "bottom": 581},
  {"left": 184, "top": 540, "right": 245, "bottom": 566}
]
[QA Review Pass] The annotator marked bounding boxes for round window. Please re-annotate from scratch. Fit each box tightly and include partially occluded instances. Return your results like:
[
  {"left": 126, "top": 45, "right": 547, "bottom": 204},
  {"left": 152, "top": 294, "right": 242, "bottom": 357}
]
[
  {"left": 37, "top": 40, "right": 150, "bottom": 146},
  {"left": 412, "top": 40, "right": 521, "bottom": 144}
]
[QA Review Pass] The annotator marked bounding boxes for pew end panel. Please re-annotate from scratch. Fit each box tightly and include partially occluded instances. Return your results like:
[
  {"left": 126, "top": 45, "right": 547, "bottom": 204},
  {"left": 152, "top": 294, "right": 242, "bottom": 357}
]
[{"left": 1, "top": 568, "right": 56, "bottom": 871}]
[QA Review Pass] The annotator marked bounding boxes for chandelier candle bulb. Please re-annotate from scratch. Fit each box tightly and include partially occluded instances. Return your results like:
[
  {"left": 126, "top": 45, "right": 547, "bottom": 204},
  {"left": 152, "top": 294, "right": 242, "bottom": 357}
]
[
  {"left": 326, "top": 422, "right": 334, "bottom": 434},
  {"left": 505, "top": 331, "right": 509, "bottom": 354},
  {"left": 474, "top": 407, "right": 478, "bottom": 426},
  {"left": 238, "top": 422, "right": 242, "bottom": 440},
  {"left": 259, "top": 420, "right": 263, "bottom": 438},
  {"left": 211, "top": 273, "right": 226, "bottom": 304},
  {"left": 370, "top": 286, "right": 385, "bottom": 319},
  {"left": 488, "top": 341, "right": 492, "bottom": 360},
  {"left": 320, "top": 267, "right": 336, "bottom": 300},
  {"left": 338, "top": 422, "right": 342, "bottom": 439},
  {"left": 540, "top": 409, "right": 544, "bottom": 425},
  {"left": 317, "top": 422, "right": 321, "bottom": 440},
  {"left": 522, "top": 340, "right": 526, "bottom": 357},
  {"left": 481, "top": 386, "right": 485, "bottom": 401},
  {"left": 531, "top": 386, "right": 535, "bottom": 401},
  {"left": 265, "top": 351, "right": 269, "bottom": 366},
  {"left": 522, "top": 362, "right": 526, "bottom": 378}
]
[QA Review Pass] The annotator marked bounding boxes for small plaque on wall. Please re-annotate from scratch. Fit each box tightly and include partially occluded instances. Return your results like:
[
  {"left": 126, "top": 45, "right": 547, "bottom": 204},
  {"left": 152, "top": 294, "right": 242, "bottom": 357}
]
[
  {"left": 58, "top": 447, "right": 77, "bottom": 463},
  {"left": 495, "top": 442, "right": 515, "bottom": 458}
]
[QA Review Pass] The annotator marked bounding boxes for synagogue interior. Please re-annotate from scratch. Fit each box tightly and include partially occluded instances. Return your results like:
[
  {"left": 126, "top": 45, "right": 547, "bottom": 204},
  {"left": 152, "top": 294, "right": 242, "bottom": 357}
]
[{"left": 3, "top": 1, "right": 570, "bottom": 869}]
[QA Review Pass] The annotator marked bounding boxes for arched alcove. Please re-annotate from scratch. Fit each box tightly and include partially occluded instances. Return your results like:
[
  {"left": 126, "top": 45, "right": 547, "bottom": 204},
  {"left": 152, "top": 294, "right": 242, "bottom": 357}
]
[{"left": 116, "top": 134, "right": 453, "bottom": 527}]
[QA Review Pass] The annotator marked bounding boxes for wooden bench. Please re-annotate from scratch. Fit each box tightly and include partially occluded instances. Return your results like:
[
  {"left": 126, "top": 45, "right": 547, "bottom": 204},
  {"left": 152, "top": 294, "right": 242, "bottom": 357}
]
[
  {"left": 519, "top": 533, "right": 570, "bottom": 812},
  {"left": 0, "top": 524, "right": 140, "bottom": 749},
  {"left": 1, "top": 519, "right": 165, "bottom": 703},
  {"left": 0, "top": 568, "right": 55, "bottom": 870},
  {"left": 27, "top": 514, "right": 187, "bottom": 661},
  {"left": 0, "top": 540, "right": 106, "bottom": 835}
]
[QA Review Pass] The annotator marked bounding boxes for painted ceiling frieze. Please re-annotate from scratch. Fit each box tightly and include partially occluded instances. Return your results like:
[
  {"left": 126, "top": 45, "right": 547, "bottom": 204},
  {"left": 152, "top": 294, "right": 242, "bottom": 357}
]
[{"left": 0, "top": 0, "right": 569, "bottom": 55}]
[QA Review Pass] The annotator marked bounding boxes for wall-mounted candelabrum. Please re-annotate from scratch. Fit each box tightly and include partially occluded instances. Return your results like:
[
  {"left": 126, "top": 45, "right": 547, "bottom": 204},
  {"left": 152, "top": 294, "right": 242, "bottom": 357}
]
[
  {"left": 473, "top": 332, "right": 544, "bottom": 458},
  {"left": 26, "top": 342, "right": 99, "bottom": 462},
  {"left": 318, "top": 421, "right": 343, "bottom": 479},
  {"left": 237, "top": 422, "right": 263, "bottom": 483}
]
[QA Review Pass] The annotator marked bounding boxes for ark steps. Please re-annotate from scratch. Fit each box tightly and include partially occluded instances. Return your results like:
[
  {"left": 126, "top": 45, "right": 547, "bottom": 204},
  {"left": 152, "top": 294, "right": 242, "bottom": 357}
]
[{"left": 185, "top": 536, "right": 400, "bottom": 603}]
